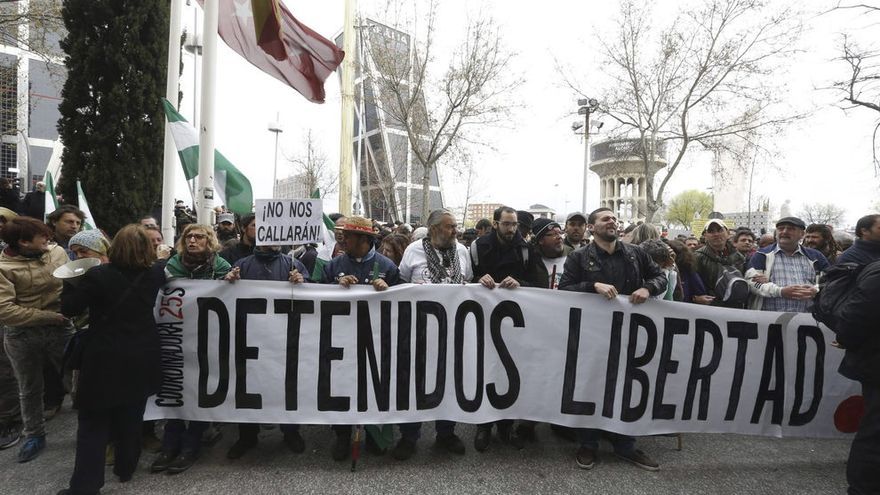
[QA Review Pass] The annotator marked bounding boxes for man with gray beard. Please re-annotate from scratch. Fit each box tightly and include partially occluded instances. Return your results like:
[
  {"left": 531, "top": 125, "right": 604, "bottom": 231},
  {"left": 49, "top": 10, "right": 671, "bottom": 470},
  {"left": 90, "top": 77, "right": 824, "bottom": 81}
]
[{"left": 393, "top": 209, "right": 472, "bottom": 460}]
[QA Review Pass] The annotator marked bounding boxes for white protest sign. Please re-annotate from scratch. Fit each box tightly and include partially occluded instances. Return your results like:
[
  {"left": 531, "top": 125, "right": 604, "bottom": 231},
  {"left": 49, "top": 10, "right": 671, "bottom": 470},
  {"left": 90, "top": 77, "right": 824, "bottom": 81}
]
[
  {"left": 145, "top": 281, "right": 861, "bottom": 438},
  {"left": 254, "top": 198, "right": 323, "bottom": 246}
]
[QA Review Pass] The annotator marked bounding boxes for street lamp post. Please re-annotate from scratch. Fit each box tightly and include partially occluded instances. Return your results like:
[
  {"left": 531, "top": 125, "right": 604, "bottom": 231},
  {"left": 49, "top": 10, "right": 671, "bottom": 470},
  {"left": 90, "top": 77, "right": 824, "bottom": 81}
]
[
  {"left": 574, "top": 98, "right": 600, "bottom": 213},
  {"left": 268, "top": 115, "right": 283, "bottom": 198}
]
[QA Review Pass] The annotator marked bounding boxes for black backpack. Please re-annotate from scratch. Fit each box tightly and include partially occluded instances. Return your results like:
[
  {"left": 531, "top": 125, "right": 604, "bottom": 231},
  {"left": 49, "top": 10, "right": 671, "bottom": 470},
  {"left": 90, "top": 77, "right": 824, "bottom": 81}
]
[{"left": 812, "top": 262, "right": 866, "bottom": 332}]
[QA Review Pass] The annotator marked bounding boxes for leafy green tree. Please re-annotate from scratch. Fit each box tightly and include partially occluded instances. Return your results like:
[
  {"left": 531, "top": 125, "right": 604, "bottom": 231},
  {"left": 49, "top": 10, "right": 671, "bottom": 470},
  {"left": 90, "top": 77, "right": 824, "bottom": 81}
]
[
  {"left": 666, "top": 190, "right": 713, "bottom": 230},
  {"left": 56, "top": 0, "right": 169, "bottom": 234}
]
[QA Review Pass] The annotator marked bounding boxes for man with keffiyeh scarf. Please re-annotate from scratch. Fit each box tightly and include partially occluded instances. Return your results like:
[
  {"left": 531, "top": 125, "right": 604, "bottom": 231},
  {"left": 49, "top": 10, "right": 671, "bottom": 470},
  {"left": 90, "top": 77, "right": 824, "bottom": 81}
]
[{"left": 393, "top": 209, "right": 473, "bottom": 460}]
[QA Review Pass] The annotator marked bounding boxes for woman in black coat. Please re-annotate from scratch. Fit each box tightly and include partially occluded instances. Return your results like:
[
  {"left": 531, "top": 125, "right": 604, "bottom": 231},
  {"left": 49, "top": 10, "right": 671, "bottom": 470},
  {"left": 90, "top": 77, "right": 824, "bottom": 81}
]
[{"left": 58, "top": 225, "right": 166, "bottom": 495}]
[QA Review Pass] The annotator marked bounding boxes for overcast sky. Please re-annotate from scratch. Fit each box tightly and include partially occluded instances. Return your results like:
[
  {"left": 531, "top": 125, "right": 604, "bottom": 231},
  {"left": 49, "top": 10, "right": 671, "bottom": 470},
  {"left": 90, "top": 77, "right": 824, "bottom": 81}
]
[{"left": 175, "top": 0, "right": 880, "bottom": 227}]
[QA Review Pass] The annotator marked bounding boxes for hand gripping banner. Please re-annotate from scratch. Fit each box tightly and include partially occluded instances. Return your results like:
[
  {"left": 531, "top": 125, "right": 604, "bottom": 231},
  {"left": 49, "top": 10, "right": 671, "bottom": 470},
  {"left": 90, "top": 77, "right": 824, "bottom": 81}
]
[{"left": 145, "top": 281, "right": 860, "bottom": 438}]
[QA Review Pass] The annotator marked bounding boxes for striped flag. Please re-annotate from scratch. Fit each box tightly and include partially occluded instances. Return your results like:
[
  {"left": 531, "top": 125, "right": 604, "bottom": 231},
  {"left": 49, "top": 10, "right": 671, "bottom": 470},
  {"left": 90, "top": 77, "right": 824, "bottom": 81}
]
[
  {"left": 310, "top": 188, "right": 337, "bottom": 282},
  {"left": 251, "top": 0, "right": 286, "bottom": 61},
  {"left": 43, "top": 169, "right": 59, "bottom": 222},
  {"left": 161, "top": 99, "right": 254, "bottom": 215},
  {"left": 76, "top": 181, "right": 96, "bottom": 230}
]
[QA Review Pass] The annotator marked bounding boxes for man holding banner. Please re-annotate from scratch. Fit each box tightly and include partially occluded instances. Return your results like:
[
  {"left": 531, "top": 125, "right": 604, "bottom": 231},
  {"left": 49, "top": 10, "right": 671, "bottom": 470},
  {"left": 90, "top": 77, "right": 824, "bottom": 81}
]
[
  {"left": 394, "top": 209, "right": 471, "bottom": 460},
  {"left": 470, "top": 205, "right": 536, "bottom": 452},
  {"left": 559, "top": 207, "right": 667, "bottom": 471},
  {"left": 319, "top": 216, "right": 401, "bottom": 461},
  {"left": 222, "top": 244, "right": 309, "bottom": 460}
]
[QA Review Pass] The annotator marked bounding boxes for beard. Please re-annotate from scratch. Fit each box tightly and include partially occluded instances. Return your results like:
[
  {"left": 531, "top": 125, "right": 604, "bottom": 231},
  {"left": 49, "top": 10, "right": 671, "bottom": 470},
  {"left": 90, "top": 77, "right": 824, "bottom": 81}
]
[
  {"left": 594, "top": 228, "right": 618, "bottom": 243},
  {"left": 433, "top": 235, "right": 454, "bottom": 250}
]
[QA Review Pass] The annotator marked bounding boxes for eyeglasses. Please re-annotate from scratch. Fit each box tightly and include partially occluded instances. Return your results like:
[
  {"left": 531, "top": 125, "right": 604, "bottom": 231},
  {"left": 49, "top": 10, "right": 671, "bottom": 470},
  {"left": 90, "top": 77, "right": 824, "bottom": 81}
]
[
  {"left": 497, "top": 221, "right": 519, "bottom": 228},
  {"left": 185, "top": 233, "right": 208, "bottom": 240}
]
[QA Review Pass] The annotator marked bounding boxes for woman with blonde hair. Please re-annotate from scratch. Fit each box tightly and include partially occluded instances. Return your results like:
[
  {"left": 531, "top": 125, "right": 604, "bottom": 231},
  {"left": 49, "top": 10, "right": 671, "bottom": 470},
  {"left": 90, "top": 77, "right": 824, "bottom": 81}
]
[
  {"left": 152, "top": 224, "right": 230, "bottom": 475},
  {"left": 58, "top": 225, "right": 167, "bottom": 494}
]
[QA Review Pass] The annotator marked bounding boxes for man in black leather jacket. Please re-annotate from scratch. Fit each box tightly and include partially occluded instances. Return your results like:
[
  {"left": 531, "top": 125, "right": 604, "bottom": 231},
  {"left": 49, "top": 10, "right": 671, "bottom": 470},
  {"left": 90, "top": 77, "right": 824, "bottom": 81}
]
[
  {"left": 559, "top": 207, "right": 666, "bottom": 472},
  {"left": 836, "top": 259, "right": 880, "bottom": 495}
]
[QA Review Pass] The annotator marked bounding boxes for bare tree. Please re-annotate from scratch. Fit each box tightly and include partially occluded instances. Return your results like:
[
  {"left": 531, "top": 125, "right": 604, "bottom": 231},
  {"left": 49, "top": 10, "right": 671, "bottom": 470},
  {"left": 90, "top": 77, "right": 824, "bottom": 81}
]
[
  {"left": 363, "top": 0, "right": 520, "bottom": 222},
  {"left": 0, "top": 0, "right": 64, "bottom": 61},
  {"left": 288, "top": 129, "right": 338, "bottom": 197},
  {"left": 798, "top": 202, "right": 846, "bottom": 227},
  {"left": 0, "top": 0, "right": 65, "bottom": 135},
  {"left": 566, "top": 0, "right": 805, "bottom": 222},
  {"left": 828, "top": 3, "right": 880, "bottom": 174}
]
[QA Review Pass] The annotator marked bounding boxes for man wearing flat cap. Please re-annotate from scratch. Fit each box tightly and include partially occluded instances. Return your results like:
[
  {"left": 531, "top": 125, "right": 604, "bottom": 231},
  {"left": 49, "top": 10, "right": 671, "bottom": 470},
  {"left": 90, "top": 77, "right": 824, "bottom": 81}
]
[{"left": 745, "top": 216, "right": 830, "bottom": 312}]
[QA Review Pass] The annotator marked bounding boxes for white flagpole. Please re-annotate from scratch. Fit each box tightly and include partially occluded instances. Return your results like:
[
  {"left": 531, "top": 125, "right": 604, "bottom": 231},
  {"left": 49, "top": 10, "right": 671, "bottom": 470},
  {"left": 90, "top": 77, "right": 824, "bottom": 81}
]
[
  {"left": 196, "top": 0, "right": 219, "bottom": 224},
  {"left": 161, "top": 0, "right": 184, "bottom": 243},
  {"left": 338, "top": 0, "right": 356, "bottom": 216}
]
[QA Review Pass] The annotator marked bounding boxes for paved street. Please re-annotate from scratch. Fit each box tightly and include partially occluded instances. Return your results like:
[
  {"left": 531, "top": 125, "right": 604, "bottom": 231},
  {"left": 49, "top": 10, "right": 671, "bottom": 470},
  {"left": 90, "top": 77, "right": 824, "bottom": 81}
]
[{"left": 0, "top": 405, "right": 852, "bottom": 495}]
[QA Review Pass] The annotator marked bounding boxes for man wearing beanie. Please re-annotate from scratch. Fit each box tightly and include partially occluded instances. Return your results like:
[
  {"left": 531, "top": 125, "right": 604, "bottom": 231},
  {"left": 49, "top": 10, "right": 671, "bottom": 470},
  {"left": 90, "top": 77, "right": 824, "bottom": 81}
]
[
  {"left": 518, "top": 217, "right": 575, "bottom": 443},
  {"left": 68, "top": 230, "right": 111, "bottom": 264}
]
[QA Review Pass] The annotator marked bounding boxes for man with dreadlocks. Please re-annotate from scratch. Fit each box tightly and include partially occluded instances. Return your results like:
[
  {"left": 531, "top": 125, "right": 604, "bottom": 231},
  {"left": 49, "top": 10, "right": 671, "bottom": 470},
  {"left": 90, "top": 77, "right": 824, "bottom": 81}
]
[
  {"left": 804, "top": 223, "right": 843, "bottom": 264},
  {"left": 392, "top": 208, "right": 472, "bottom": 460}
]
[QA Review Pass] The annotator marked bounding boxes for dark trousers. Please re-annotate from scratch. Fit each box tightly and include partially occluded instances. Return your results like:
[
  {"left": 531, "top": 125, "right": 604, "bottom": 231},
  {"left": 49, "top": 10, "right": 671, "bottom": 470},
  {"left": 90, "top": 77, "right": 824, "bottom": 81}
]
[
  {"left": 43, "top": 361, "right": 65, "bottom": 408},
  {"left": 4, "top": 325, "right": 73, "bottom": 437},
  {"left": 576, "top": 428, "right": 636, "bottom": 454},
  {"left": 477, "top": 419, "right": 513, "bottom": 432},
  {"left": 237, "top": 422, "right": 299, "bottom": 442},
  {"left": 399, "top": 421, "right": 455, "bottom": 441},
  {"left": 848, "top": 382, "right": 880, "bottom": 495},
  {"left": 162, "top": 420, "right": 208, "bottom": 454},
  {"left": 332, "top": 425, "right": 352, "bottom": 437},
  {"left": 0, "top": 326, "right": 21, "bottom": 427},
  {"left": 68, "top": 400, "right": 146, "bottom": 494}
]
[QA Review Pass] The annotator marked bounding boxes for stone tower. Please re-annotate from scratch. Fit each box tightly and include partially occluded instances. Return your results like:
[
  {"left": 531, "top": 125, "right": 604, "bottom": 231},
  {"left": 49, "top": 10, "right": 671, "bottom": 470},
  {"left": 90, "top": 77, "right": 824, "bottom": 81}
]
[{"left": 590, "top": 139, "right": 666, "bottom": 224}]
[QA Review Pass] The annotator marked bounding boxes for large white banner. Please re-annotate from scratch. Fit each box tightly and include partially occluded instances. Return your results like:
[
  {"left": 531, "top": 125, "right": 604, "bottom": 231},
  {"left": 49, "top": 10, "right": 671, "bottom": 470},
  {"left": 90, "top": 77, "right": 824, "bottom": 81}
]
[{"left": 145, "top": 281, "right": 861, "bottom": 438}]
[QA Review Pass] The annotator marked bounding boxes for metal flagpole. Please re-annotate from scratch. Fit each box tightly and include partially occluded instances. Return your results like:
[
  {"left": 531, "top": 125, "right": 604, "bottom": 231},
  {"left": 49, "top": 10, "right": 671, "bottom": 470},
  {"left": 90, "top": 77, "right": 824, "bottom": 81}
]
[
  {"left": 161, "top": 0, "right": 184, "bottom": 242},
  {"left": 196, "top": 0, "right": 219, "bottom": 224},
  {"left": 338, "top": 0, "right": 356, "bottom": 216}
]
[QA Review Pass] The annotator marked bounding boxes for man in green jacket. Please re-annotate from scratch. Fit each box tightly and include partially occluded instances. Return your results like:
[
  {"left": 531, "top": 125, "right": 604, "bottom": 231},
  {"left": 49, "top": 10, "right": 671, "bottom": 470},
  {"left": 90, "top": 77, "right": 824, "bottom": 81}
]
[{"left": 694, "top": 219, "right": 744, "bottom": 307}]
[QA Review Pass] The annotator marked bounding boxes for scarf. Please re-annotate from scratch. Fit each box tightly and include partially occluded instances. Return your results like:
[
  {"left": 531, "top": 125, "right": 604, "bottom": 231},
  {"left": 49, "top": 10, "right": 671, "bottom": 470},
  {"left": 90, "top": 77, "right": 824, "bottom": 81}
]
[
  {"left": 422, "top": 238, "right": 462, "bottom": 284},
  {"left": 181, "top": 250, "right": 211, "bottom": 271}
]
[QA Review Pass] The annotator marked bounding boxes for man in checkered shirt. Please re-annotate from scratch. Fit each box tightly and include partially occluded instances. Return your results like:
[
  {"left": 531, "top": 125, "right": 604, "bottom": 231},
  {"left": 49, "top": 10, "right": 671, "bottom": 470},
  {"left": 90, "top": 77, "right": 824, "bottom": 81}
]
[{"left": 744, "top": 216, "right": 830, "bottom": 312}]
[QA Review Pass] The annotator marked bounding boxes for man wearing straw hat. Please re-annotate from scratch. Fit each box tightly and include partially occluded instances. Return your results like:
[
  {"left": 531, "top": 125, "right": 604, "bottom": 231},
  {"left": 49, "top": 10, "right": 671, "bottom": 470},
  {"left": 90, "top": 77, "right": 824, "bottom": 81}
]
[{"left": 320, "top": 216, "right": 401, "bottom": 462}]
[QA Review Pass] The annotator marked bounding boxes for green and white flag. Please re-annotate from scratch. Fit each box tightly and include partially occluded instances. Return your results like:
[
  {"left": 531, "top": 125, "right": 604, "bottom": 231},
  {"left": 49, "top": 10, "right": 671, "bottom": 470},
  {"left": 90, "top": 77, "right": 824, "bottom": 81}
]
[
  {"left": 43, "top": 169, "right": 59, "bottom": 222},
  {"left": 161, "top": 98, "right": 254, "bottom": 214},
  {"left": 310, "top": 188, "right": 338, "bottom": 282},
  {"left": 76, "top": 181, "right": 96, "bottom": 230}
]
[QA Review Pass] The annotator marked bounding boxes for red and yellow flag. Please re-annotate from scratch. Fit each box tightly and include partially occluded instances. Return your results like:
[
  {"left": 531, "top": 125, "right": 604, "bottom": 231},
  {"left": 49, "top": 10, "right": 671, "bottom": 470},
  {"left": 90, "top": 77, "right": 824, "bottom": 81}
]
[{"left": 251, "top": 0, "right": 286, "bottom": 61}]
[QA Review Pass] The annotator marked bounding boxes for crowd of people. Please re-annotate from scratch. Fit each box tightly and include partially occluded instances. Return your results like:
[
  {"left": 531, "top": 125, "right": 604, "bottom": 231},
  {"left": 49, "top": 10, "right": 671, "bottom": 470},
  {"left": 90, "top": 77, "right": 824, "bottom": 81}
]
[{"left": 0, "top": 199, "right": 877, "bottom": 495}]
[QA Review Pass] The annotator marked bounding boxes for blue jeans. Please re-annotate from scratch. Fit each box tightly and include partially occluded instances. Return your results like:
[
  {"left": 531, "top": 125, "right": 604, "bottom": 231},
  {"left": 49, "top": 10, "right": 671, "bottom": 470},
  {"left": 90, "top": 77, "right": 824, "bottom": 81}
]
[
  {"left": 576, "top": 428, "right": 636, "bottom": 454},
  {"left": 399, "top": 421, "right": 456, "bottom": 441}
]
